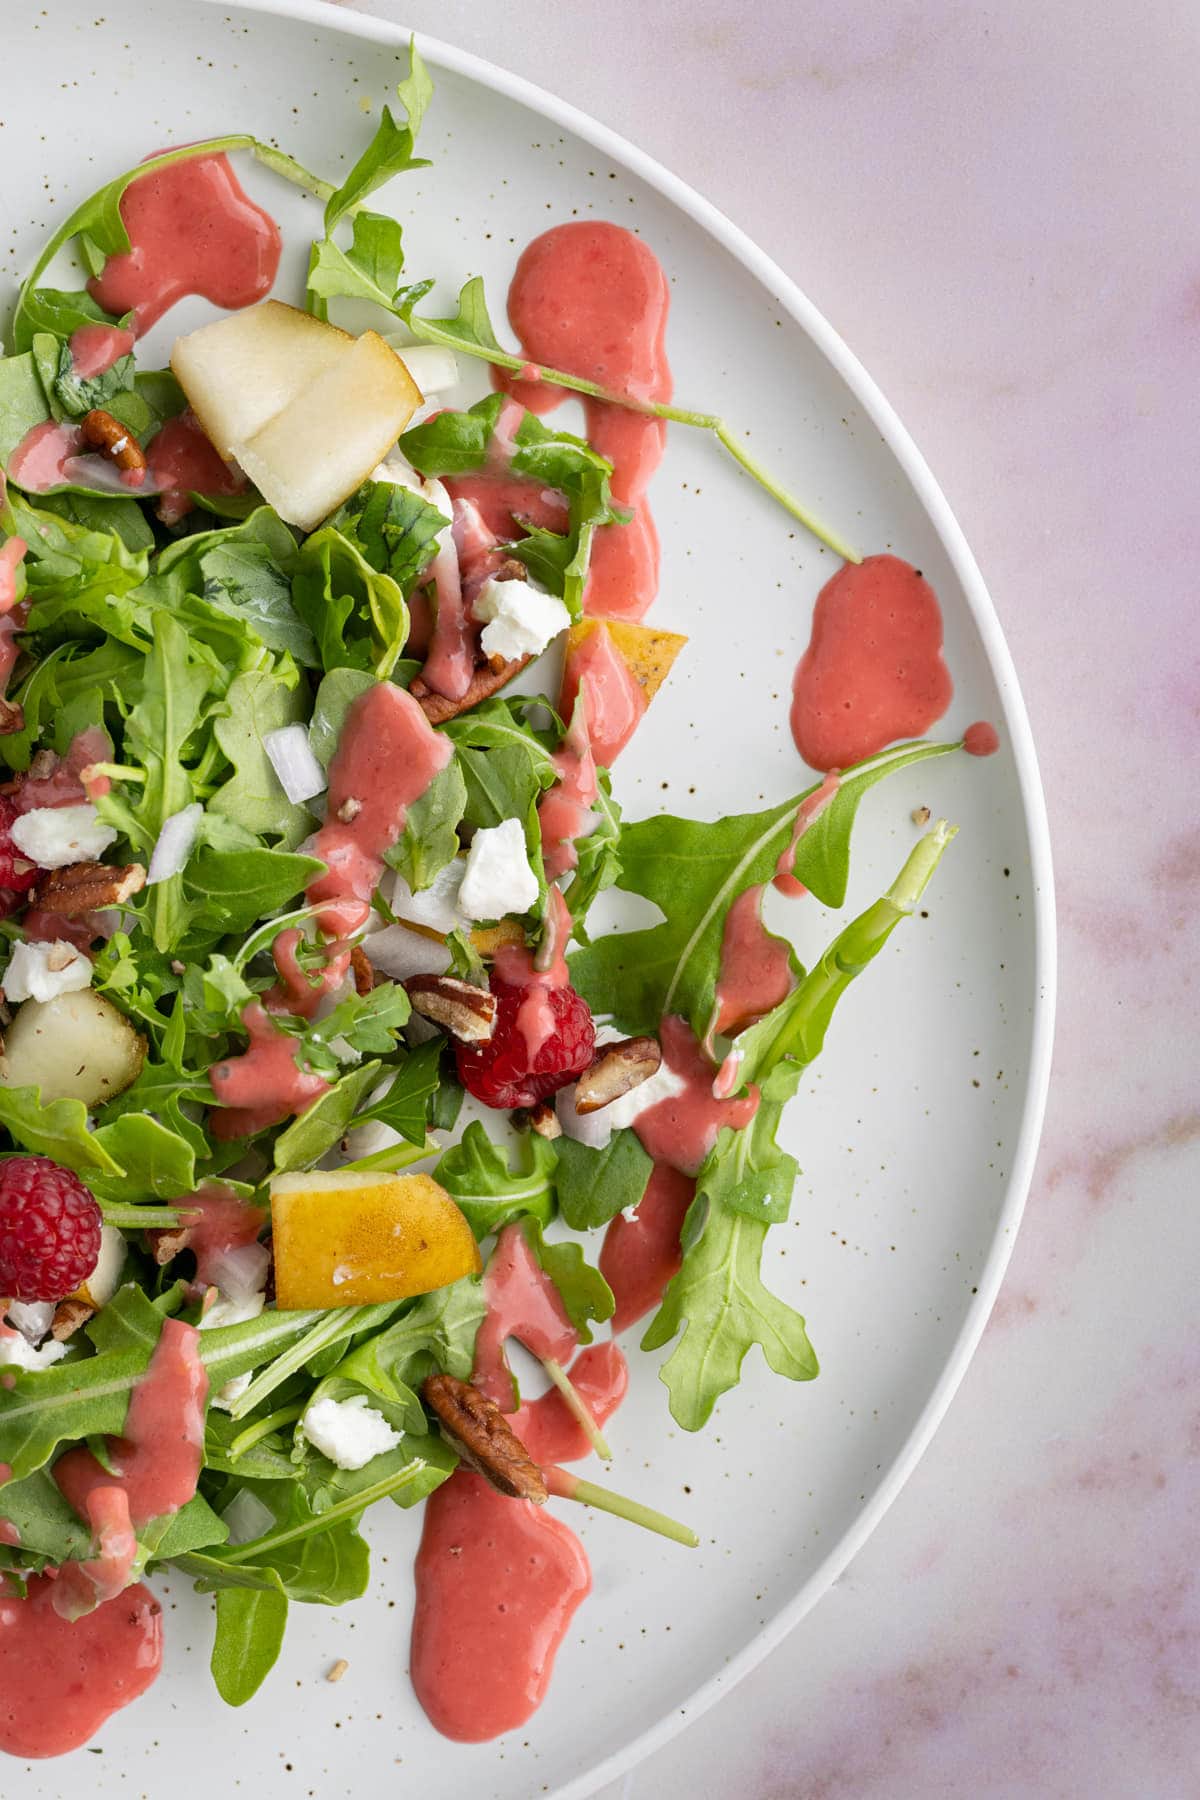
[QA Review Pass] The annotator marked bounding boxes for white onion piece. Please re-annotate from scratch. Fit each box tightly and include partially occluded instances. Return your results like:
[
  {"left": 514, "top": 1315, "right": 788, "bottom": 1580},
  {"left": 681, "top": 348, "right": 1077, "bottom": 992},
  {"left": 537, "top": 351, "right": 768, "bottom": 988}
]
[
  {"left": 264, "top": 724, "right": 326, "bottom": 805},
  {"left": 222, "top": 1488, "right": 276, "bottom": 1545},
  {"left": 385, "top": 341, "right": 459, "bottom": 397},
  {"left": 364, "top": 924, "right": 451, "bottom": 981},
  {"left": 556, "top": 1082, "right": 614, "bottom": 1151},
  {"left": 204, "top": 1241, "right": 270, "bottom": 1304},
  {"left": 145, "top": 803, "right": 203, "bottom": 886},
  {"left": 386, "top": 858, "right": 468, "bottom": 936}
]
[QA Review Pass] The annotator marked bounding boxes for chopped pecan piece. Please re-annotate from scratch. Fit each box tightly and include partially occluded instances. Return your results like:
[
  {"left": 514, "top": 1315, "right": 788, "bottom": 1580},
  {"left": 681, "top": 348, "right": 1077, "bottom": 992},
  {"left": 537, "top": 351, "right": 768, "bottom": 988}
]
[
  {"left": 51, "top": 1296, "right": 96, "bottom": 1342},
  {"left": 410, "top": 655, "right": 531, "bottom": 726},
  {"left": 32, "top": 860, "right": 146, "bottom": 917},
  {"left": 81, "top": 408, "right": 147, "bottom": 481},
  {"left": 574, "top": 1035, "right": 662, "bottom": 1115},
  {"left": 404, "top": 973, "right": 496, "bottom": 1043},
  {"left": 422, "top": 1373, "right": 548, "bottom": 1503},
  {"left": 515, "top": 1099, "right": 562, "bottom": 1140},
  {"left": 350, "top": 944, "right": 376, "bottom": 996},
  {"left": 0, "top": 699, "right": 24, "bottom": 737}
]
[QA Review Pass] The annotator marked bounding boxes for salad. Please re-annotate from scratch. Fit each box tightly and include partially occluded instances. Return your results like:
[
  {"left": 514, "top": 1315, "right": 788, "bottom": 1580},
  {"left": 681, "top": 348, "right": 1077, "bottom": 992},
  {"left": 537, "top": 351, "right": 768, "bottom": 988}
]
[{"left": 0, "top": 43, "right": 994, "bottom": 1759}]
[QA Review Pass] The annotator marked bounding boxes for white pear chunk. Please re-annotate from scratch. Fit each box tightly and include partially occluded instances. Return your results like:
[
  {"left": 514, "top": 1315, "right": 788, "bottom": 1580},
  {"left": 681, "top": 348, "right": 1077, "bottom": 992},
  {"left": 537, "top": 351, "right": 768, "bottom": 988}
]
[
  {"left": 171, "top": 301, "right": 353, "bottom": 458},
  {"left": 0, "top": 988, "right": 146, "bottom": 1106},
  {"left": 74, "top": 1224, "right": 126, "bottom": 1310},
  {"left": 233, "top": 331, "right": 423, "bottom": 532}
]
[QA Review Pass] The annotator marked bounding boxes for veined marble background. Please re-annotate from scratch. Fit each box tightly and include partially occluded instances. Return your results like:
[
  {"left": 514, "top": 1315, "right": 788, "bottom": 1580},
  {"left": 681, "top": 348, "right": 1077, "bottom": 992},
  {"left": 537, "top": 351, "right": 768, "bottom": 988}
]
[{"left": 342, "top": 1, "right": 1193, "bottom": 1793}]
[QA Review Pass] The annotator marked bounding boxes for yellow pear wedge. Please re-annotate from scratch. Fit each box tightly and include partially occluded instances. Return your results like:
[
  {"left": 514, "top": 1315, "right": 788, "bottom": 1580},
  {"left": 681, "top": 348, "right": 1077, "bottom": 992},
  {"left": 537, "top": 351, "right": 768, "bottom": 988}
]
[
  {"left": 269, "top": 1170, "right": 480, "bottom": 1310},
  {"left": 170, "top": 300, "right": 353, "bottom": 458}
]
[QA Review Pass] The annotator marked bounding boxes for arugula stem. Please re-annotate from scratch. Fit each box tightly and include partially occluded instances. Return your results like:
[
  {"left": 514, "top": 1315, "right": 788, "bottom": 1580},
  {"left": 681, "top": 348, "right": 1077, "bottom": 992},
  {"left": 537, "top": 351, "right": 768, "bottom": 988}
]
[
  {"left": 227, "top": 1303, "right": 400, "bottom": 1420},
  {"left": 218, "top": 1457, "right": 433, "bottom": 1562},
  {"left": 544, "top": 1465, "right": 698, "bottom": 1547},
  {"left": 406, "top": 320, "right": 859, "bottom": 560},
  {"left": 86, "top": 761, "right": 145, "bottom": 783},
  {"left": 228, "top": 1402, "right": 305, "bottom": 1462},
  {"left": 338, "top": 1135, "right": 439, "bottom": 1175},
  {"left": 98, "top": 1201, "right": 186, "bottom": 1228},
  {"left": 540, "top": 1358, "right": 612, "bottom": 1461}
]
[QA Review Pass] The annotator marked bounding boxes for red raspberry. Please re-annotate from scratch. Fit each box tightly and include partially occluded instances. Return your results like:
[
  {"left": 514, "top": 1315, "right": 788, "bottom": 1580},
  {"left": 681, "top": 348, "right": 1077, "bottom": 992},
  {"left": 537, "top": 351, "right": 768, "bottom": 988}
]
[
  {"left": 455, "top": 977, "right": 595, "bottom": 1110},
  {"left": 0, "top": 795, "right": 41, "bottom": 894},
  {"left": 0, "top": 1156, "right": 103, "bottom": 1303}
]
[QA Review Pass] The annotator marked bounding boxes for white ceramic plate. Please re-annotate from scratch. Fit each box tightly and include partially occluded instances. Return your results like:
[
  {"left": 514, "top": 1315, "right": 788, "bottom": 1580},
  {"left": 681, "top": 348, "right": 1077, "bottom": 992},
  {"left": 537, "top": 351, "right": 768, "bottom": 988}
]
[{"left": 2, "top": 2, "right": 1054, "bottom": 1794}]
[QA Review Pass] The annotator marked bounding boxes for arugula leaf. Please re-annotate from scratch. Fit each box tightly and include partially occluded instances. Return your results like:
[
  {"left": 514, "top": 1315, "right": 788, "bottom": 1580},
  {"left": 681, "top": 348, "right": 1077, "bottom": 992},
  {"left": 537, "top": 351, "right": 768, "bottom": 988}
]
[
  {"left": 397, "top": 275, "right": 504, "bottom": 361},
  {"left": 554, "top": 1130, "right": 654, "bottom": 1231},
  {"left": 287, "top": 986, "right": 410, "bottom": 1080},
  {"left": 41, "top": 332, "right": 136, "bottom": 421},
  {"left": 355, "top": 1039, "right": 444, "bottom": 1147},
  {"left": 211, "top": 1585, "right": 289, "bottom": 1706},
  {"left": 0, "top": 1087, "right": 123, "bottom": 1176},
  {"left": 570, "top": 740, "right": 959, "bottom": 1038},
  {"left": 0, "top": 352, "right": 53, "bottom": 463},
  {"left": 326, "top": 478, "right": 447, "bottom": 596},
  {"left": 184, "top": 848, "right": 325, "bottom": 939},
  {"left": 516, "top": 1217, "right": 614, "bottom": 1344},
  {"left": 270, "top": 1061, "right": 383, "bottom": 1174},
  {"left": 292, "top": 527, "right": 408, "bottom": 678},
  {"left": 434, "top": 1123, "right": 557, "bottom": 1238},
  {"left": 307, "top": 211, "right": 405, "bottom": 311},
  {"left": 321, "top": 44, "right": 433, "bottom": 235},
  {"left": 87, "top": 1113, "right": 196, "bottom": 1205},
  {"left": 384, "top": 754, "right": 466, "bottom": 892},
  {"left": 311, "top": 1279, "right": 485, "bottom": 1434},
  {"left": 397, "top": 394, "right": 504, "bottom": 477},
  {"left": 307, "top": 667, "right": 377, "bottom": 767},
  {"left": 562, "top": 765, "right": 622, "bottom": 939}
]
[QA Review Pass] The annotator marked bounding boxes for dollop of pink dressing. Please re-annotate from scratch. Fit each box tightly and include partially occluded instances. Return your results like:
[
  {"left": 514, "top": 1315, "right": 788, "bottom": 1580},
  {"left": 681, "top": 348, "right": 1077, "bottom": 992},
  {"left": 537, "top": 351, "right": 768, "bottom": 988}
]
[
  {"left": 307, "top": 681, "right": 452, "bottom": 938},
  {"left": 633, "top": 1015, "right": 759, "bottom": 1176},
  {"left": 600, "top": 1162, "right": 695, "bottom": 1332},
  {"left": 710, "top": 887, "right": 794, "bottom": 1040},
  {"left": 0, "top": 539, "right": 26, "bottom": 614},
  {"left": 51, "top": 1487, "right": 139, "bottom": 1621},
  {"left": 500, "top": 221, "right": 672, "bottom": 623},
  {"left": 963, "top": 719, "right": 1000, "bottom": 757},
  {"left": 510, "top": 1342, "right": 628, "bottom": 1464},
  {"left": 537, "top": 682, "right": 598, "bottom": 879},
  {"left": 473, "top": 1222, "right": 578, "bottom": 1410},
  {"left": 558, "top": 621, "right": 647, "bottom": 765},
  {"left": 266, "top": 925, "right": 348, "bottom": 1020},
  {"left": 410, "top": 1470, "right": 591, "bottom": 1743},
  {"left": 209, "top": 1000, "right": 330, "bottom": 1140},
  {"left": 773, "top": 770, "right": 841, "bottom": 897},
  {"left": 55, "top": 1318, "right": 208, "bottom": 1530},
  {"left": 0, "top": 1573, "right": 162, "bottom": 1759},
  {"left": 87, "top": 153, "right": 281, "bottom": 336},
  {"left": 67, "top": 323, "right": 135, "bottom": 379},
  {"left": 790, "top": 554, "right": 953, "bottom": 771},
  {"left": 145, "top": 409, "right": 246, "bottom": 525},
  {"left": 6, "top": 419, "right": 143, "bottom": 497}
]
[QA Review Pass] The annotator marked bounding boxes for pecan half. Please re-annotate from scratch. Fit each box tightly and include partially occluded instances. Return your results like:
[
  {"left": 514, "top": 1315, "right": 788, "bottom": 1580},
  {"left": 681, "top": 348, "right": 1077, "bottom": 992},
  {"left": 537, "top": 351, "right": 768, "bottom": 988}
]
[
  {"left": 574, "top": 1035, "right": 662, "bottom": 1115},
  {"left": 32, "top": 860, "right": 146, "bottom": 917},
  {"left": 422, "top": 1373, "right": 548, "bottom": 1503},
  {"left": 81, "top": 409, "right": 147, "bottom": 482},
  {"left": 51, "top": 1296, "right": 96, "bottom": 1342},
  {"left": 404, "top": 973, "right": 496, "bottom": 1043},
  {"left": 410, "top": 654, "right": 531, "bottom": 726},
  {"left": 350, "top": 944, "right": 376, "bottom": 997}
]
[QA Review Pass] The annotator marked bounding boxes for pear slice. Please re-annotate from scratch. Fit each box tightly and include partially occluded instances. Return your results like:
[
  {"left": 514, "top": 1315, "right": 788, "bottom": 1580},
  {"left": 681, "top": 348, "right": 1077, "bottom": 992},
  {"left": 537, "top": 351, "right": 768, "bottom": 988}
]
[
  {"left": 171, "top": 301, "right": 353, "bottom": 458},
  {"left": 233, "top": 331, "right": 423, "bottom": 532}
]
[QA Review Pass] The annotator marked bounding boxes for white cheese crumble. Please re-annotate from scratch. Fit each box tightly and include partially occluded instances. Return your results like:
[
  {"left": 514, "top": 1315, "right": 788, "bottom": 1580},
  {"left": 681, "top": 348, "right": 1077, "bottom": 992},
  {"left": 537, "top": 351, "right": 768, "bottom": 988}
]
[
  {"left": 0, "top": 1328, "right": 67, "bottom": 1371},
  {"left": 2, "top": 939, "right": 92, "bottom": 1004},
  {"left": 4, "top": 1301, "right": 55, "bottom": 1345},
  {"left": 197, "top": 1277, "right": 267, "bottom": 1411},
  {"left": 301, "top": 1394, "right": 402, "bottom": 1471},
  {"left": 471, "top": 576, "right": 570, "bottom": 664},
  {"left": 458, "top": 818, "right": 538, "bottom": 920},
  {"left": 10, "top": 803, "right": 116, "bottom": 868},
  {"left": 387, "top": 857, "right": 469, "bottom": 936}
]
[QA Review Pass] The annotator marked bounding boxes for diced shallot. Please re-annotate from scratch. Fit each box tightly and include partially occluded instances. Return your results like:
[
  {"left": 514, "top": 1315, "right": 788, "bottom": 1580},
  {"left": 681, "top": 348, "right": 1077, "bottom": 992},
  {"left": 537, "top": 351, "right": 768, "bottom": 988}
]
[
  {"left": 264, "top": 724, "right": 327, "bottom": 805},
  {"left": 145, "top": 802, "right": 203, "bottom": 886},
  {"left": 389, "top": 343, "right": 460, "bottom": 397}
]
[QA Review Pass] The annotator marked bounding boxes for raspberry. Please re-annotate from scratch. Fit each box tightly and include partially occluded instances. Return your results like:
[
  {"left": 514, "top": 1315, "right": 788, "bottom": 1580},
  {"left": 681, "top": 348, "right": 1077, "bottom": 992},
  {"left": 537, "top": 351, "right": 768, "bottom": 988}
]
[
  {"left": 456, "top": 977, "right": 595, "bottom": 1110},
  {"left": 0, "top": 795, "right": 41, "bottom": 894},
  {"left": 0, "top": 1156, "right": 103, "bottom": 1303}
]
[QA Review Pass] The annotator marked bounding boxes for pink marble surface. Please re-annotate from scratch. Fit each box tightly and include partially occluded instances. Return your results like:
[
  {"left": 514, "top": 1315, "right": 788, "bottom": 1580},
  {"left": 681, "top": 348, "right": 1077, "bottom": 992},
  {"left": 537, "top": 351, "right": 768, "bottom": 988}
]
[{"left": 343, "top": 1, "right": 1195, "bottom": 1792}]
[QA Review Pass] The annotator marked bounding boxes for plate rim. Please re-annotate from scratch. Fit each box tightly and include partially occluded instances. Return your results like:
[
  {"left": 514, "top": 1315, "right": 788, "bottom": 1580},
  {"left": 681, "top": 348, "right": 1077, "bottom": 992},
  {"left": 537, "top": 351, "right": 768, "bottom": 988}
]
[{"left": 127, "top": 0, "right": 1058, "bottom": 1789}]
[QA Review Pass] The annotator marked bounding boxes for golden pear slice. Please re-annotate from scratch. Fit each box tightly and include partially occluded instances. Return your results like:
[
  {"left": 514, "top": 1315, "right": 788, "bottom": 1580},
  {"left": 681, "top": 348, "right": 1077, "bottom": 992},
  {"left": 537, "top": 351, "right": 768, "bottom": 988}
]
[
  {"left": 170, "top": 301, "right": 353, "bottom": 458},
  {"left": 234, "top": 331, "right": 423, "bottom": 532}
]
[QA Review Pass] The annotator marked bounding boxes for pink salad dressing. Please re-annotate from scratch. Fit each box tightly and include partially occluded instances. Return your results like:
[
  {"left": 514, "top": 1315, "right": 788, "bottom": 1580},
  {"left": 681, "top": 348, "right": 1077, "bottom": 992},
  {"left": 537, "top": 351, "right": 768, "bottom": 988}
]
[
  {"left": 0, "top": 1574, "right": 162, "bottom": 1759},
  {"left": 267, "top": 925, "right": 349, "bottom": 1020},
  {"left": 54, "top": 1318, "right": 208, "bottom": 1529},
  {"left": 537, "top": 681, "right": 598, "bottom": 880},
  {"left": 773, "top": 769, "right": 842, "bottom": 897},
  {"left": 964, "top": 719, "right": 1000, "bottom": 757},
  {"left": 473, "top": 1222, "right": 578, "bottom": 1410},
  {"left": 306, "top": 681, "right": 452, "bottom": 938},
  {"left": 510, "top": 1342, "right": 628, "bottom": 1465},
  {"left": 68, "top": 323, "right": 135, "bottom": 379},
  {"left": 500, "top": 220, "right": 672, "bottom": 623},
  {"left": 600, "top": 1161, "right": 696, "bottom": 1332},
  {"left": 633, "top": 1014, "right": 759, "bottom": 1176},
  {"left": 11, "top": 726, "right": 111, "bottom": 813},
  {"left": 149, "top": 1184, "right": 268, "bottom": 1294},
  {"left": 145, "top": 410, "right": 246, "bottom": 525},
  {"left": 51, "top": 1487, "right": 139, "bottom": 1622},
  {"left": 0, "top": 539, "right": 26, "bottom": 614},
  {"left": 558, "top": 621, "right": 647, "bottom": 765},
  {"left": 209, "top": 1000, "right": 330, "bottom": 1139},
  {"left": 87, "top": 153, "right": 281, "bottom": 336},
  {"left": 710, "top": 886, "right": 795, "bottom": 1040},
  {"left": 790, "top": 554, "right": 952, "bottom": 771},
  {"left": 410, "top": 1470, "right": 591, "bottom": 1742}
]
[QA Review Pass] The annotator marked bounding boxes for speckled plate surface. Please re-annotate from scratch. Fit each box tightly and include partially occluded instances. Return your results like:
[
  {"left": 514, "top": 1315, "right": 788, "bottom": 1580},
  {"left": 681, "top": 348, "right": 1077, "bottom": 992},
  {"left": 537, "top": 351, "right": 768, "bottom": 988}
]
[{"left": 2, "top": 1, "right": 1054, "bottom": 1794}]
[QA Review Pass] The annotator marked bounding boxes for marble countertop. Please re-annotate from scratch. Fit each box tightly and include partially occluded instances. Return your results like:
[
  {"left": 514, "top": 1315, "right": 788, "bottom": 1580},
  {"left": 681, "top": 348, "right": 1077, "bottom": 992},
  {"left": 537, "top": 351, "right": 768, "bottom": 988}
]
[{"left": 341, "top": 1, "right": 1196, "bottom": 1791}]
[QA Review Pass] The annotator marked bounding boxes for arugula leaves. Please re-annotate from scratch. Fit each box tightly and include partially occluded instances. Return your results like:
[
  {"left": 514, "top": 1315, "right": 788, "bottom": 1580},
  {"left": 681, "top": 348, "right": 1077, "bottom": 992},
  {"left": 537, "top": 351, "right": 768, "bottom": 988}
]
[
  {"left": 570, "top": 740, "right": 958, "bottom": 1039},
  {"left": 554, "top": 1130, "right": 654, "bottom": 1231},
  {"left": 434, "top": 1123, "right": 557, "bottom": 1237}
]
